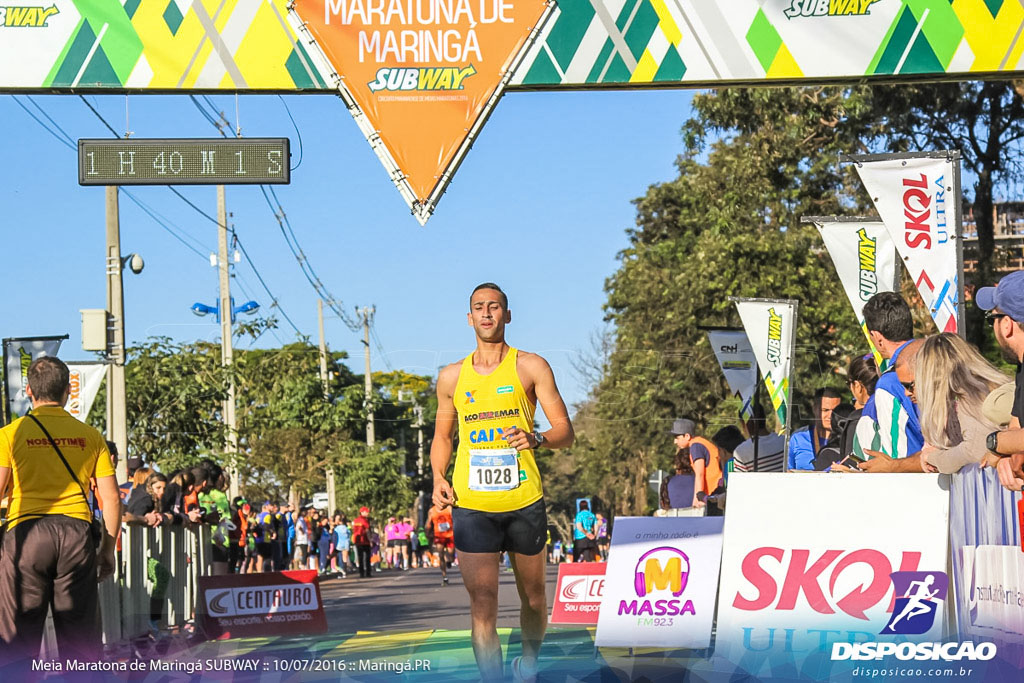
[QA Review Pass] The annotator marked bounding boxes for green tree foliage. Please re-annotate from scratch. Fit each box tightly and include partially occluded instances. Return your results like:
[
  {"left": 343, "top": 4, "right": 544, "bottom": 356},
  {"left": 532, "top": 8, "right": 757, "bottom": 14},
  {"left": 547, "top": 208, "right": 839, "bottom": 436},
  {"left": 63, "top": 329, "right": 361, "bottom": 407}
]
[
  {"left": 91, "top": 337, "right": 428, "bottom": 512},
  {"left": 329, "top": 440, "right": 416, "bottom": 519},
  {"left": 570, "top": 87, "right": 880, "bottom": 516}
]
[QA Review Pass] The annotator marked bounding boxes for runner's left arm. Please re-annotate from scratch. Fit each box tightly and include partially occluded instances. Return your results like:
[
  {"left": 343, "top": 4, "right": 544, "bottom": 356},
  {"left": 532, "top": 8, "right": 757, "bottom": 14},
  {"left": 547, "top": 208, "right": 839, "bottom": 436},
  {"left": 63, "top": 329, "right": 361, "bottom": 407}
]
[{"left": 506, "top": 354, "right": 574, "bottom": 451}]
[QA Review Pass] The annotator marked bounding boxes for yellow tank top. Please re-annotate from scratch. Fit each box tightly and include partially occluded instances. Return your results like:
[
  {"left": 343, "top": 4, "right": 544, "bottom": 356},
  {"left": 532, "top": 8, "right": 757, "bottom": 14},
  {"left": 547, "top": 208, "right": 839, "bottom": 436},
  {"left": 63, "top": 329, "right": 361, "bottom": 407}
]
[{"left": 453, "top": 347, "right": 543, "bottom": 512}]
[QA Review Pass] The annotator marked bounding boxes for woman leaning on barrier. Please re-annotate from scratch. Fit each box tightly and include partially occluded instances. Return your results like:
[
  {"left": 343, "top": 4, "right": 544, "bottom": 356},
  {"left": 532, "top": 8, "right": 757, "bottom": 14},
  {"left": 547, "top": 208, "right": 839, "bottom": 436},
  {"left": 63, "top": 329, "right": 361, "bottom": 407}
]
[{"left": 916, "top": 333, "right": 1010, "bottom": 474}]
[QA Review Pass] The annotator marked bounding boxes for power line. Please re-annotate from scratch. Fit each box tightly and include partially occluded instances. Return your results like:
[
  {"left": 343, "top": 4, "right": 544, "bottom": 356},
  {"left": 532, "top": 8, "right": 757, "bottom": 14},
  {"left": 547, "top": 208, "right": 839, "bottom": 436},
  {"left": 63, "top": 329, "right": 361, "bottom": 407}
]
[
  {"left": 369, "top": 325, "right": 395, "bottom": 372},
  {"left": 278, "top": 95, "right": 303, "bottom": 171},
  {"left": 77, "top": 94, "right": 120, "bottom": 137},
  {"left": 119, "top": 190, "right": 209, "bottom": 259},
  {"left": 232, "top": 230, "right": 304, "bottom": 338}
]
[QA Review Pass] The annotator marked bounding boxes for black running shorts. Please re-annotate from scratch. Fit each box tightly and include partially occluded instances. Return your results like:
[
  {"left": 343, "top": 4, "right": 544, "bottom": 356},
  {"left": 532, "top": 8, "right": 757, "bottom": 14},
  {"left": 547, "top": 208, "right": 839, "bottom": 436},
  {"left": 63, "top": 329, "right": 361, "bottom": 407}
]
[{"left": 452, "top": 499, "right": 547, "bottom": 555}]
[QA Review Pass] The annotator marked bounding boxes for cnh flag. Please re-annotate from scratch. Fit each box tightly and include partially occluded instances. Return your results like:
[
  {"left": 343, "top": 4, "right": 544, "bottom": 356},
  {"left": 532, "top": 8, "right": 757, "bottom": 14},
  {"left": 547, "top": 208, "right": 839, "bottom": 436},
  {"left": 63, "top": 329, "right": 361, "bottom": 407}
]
[
  {"left": 706, "top": 330, "right": 758, "bottom": 419},
  {"left": 732, "top": 300, "right": 797, "bottom": 431},
  {"left": 65, "top": 363, "right": 107, "bottom": 422},
  {"left": 3, "top": 335, "right": 66, "bottom": 422},
  {"left": 850, "top": 153, "right": 962, "bottom": 334},
  {"left": 812, "top": 218, "right": 897, "bottom": 366}
]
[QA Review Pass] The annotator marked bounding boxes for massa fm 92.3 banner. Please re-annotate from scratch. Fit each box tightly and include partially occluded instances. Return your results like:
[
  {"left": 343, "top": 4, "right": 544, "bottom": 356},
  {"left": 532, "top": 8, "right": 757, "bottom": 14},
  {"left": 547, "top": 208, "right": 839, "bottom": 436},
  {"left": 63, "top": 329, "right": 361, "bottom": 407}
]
[{"left": 3, "top": 1, "right": 1024, "bottom": 222}]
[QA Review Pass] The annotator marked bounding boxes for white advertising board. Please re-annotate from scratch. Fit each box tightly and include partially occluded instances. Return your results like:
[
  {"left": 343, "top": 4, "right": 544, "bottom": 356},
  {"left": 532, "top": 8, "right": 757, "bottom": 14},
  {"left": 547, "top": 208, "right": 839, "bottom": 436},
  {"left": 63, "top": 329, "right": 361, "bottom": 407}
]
[
  {"left": 595, "top": 516, "right": 724, "bottom": 649},
  {"left": 716, "top": 473, "right": 950, "bottom": 663}
]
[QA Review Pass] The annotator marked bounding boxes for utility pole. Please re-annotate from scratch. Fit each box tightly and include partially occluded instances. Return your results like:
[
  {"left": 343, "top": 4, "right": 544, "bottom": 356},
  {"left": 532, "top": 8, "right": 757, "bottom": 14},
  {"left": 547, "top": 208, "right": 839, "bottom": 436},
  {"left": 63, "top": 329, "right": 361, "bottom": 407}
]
[
  {"left": 358, "top": 306, "right": 376, "bottom": 446},
  {"left": 105, "top": 186, "right": 128, "bottom": 484},
  {"left": 318, "top": 299, "right": 337, "bottom": 513},
  {"left": 217, "top": 186, "right": 240, "bottom": 500}
]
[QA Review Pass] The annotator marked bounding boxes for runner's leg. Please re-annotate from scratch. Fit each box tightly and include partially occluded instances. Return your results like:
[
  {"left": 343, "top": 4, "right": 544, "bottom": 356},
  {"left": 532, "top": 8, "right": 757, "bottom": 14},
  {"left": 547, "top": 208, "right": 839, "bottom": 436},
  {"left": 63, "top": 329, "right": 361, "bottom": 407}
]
[
  {"left": 509, "top": 551, "right": 547, "bottom": 674},
  {"left": 458, "top": 551, "right": 503, "bottom": 681}
]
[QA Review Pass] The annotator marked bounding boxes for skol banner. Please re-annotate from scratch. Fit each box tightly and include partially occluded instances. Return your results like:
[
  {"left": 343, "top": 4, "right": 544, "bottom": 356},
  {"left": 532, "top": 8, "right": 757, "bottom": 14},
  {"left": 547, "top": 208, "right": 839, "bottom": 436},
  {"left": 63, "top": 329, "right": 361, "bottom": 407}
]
[
  {"left": 3, "top": 335, "right": 66, "bottom": 422},
  {"left": 733, "top": 299, "right": 797, "bottom": 431},
  {"left": 812, "top": 218, "right": 897, "bottom": 365},
  {"left": 594, "top": 516, "right": 724, "bottom": 649},
  {"left": 707, "top": 329, "right": 758, "bottom": 420},
  {"left": 850, "top": 153, "right": 962, "bottom": 334},
  {"left": 716, "top": 473, "right": 951, "bottom": 675},
  {"left": 290, "top": 0, "right": 550, "bottom": 223},
  {"left": 65, "top": 363, "right": 107, "bottom": 423}
]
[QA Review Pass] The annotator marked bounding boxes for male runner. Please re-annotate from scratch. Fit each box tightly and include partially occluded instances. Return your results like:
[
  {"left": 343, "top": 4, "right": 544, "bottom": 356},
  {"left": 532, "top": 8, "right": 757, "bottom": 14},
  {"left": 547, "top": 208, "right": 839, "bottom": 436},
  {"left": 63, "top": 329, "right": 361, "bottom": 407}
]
[
  {"left": 432, "top": 283, "right": 574, "bottom": 682},
  {"left": 426, "top": 503, "right": 455, "bottom": 585}
]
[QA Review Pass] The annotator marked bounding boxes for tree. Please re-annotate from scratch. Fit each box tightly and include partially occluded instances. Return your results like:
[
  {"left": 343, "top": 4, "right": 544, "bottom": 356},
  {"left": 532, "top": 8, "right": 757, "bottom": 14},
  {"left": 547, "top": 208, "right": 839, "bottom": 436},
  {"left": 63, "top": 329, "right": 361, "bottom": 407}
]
[
  {"left": 860, "top": 81, "right": 1024, "bottom": 346},
  {"left": 330, "top": 440, "right": 415, "bottom": 519},
  {"left": 578, "top": 86, "right": 881, "bottom": 514}
]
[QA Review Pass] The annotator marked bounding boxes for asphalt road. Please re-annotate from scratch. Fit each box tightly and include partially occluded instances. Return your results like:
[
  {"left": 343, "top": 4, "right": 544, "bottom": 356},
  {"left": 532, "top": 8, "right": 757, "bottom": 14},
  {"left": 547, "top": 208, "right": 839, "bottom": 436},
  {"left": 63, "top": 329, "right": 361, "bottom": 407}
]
[{"left": 317, "top": 562, "right": 563, "bottom": 633}]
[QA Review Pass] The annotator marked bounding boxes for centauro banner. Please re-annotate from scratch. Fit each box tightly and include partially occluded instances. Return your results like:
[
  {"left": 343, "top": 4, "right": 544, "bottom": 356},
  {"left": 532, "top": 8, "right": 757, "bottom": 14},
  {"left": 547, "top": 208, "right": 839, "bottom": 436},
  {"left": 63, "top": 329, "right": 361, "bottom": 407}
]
[
  {"left": 811, "top": 218, "right": 897, "bottom": 365},
  {"left": 733, "top": 299, "right": 796, "bottom": 432},
  {"left": 851, "top": 153, "right": 962, "bottom": 334},
  {"left": 65, "top": 362, "right": 107, "bottom": 423},
  {"left": 290, "top": 0, "right": 549, "bottom": 222},
  {"left": 2, "top": 335, "right": 65, "bottom": 422},
  {"left": 706, "top": 329, "right": 758, "bottom": 420}
]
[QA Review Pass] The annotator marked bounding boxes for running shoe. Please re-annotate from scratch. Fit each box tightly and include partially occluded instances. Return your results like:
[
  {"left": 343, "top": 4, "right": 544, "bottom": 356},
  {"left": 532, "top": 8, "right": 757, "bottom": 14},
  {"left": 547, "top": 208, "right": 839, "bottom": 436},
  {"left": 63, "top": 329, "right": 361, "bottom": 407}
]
[
  {"left": 511, "top": 656, "right": 537, "bottom": 683},
  {"left": 442, "top": 576, "right": 449, "bottom": 585}
]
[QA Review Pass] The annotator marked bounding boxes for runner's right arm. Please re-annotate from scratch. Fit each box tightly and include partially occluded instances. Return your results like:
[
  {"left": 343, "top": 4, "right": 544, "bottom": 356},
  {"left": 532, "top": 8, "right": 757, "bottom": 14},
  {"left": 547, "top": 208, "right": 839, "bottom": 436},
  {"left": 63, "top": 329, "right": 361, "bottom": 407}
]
[{"left": 430, "top": 363, "right": 460, "bottom": 509}]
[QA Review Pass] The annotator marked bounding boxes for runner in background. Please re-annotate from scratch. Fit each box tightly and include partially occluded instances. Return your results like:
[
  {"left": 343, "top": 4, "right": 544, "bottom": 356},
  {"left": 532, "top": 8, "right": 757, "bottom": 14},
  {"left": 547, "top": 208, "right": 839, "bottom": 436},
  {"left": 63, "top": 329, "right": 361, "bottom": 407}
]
[
  {"left": 427, "top": 503, "right": 455, "bottom": 585},
  {"left": 352, "top": 507, "right": 372, "bottom": 578}
]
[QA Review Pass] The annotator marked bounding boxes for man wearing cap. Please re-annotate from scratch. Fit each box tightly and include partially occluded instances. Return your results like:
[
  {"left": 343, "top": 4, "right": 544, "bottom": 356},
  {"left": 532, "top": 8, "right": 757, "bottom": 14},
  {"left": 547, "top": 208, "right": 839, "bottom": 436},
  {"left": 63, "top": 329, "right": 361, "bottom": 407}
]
[
  {"left": 352, "top": 507, "right": 372, "bottom": 578},
  {"left": 670, "top": 418, "right": 722, "bottom": 507},
  {"left": 975, "top": 271, "right": 1024, "bottom": 491}
]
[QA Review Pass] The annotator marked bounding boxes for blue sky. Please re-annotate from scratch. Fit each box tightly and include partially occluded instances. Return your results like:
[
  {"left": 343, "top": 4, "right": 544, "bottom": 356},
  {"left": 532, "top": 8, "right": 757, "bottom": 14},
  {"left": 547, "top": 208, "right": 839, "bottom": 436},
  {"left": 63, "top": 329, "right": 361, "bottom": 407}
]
[{"left": 0, "top": 89, "right": 694, "bottom": 414}]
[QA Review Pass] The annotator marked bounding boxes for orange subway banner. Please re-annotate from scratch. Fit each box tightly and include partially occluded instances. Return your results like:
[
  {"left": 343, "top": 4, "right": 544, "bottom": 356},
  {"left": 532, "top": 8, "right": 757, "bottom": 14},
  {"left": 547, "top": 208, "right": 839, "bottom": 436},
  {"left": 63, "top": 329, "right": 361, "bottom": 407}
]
[{"left": 291, "top": 0, "right": 549, "bottom": 221}]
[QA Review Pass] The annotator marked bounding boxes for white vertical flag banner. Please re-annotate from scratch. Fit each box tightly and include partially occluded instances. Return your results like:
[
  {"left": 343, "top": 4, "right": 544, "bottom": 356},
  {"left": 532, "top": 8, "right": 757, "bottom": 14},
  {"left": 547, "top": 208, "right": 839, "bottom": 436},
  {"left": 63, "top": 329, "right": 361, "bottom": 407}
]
[
  {"left": 733, "top": 300, "right": 797, "bottom": 434},
  {"left": 706, "top": 330, "right": 759, "bottom": 419},
  {"left": 812, "top": 218, "right": 898, "bottom": 366},
  {"left": 851, "top": 154, "right": 961, "bottom": 334},
  {"left": 3, "top": 336, "right": 66, "bottom": 421},
  {"left": 65, "top": 363, "right": 107, "bottom": 423}
]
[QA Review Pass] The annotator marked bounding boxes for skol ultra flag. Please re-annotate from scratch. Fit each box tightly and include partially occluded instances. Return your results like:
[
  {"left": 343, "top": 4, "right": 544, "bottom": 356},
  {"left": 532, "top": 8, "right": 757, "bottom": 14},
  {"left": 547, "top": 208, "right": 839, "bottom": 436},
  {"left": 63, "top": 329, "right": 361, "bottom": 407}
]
[{"left": 851, "top": 154, "right": 961, "bottom": 334}]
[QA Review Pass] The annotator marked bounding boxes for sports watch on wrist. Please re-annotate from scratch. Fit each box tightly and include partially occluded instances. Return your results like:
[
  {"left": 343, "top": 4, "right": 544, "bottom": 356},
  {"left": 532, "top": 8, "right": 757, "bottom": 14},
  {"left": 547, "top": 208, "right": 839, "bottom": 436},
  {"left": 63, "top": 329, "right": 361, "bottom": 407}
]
[
  {"left": 986, "top": 431, "right": 1000, "bottom": 454},
  {"left": 533, "top": 431, "right": 546, "bottom": 447}
]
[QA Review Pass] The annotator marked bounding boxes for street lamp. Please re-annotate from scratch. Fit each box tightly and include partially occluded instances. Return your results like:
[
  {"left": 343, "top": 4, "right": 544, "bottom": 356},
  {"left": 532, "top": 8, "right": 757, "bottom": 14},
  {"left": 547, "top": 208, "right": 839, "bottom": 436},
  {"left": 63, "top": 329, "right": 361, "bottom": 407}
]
[{"left": 190, "top": 297, "right": 259, "bottom": 324}]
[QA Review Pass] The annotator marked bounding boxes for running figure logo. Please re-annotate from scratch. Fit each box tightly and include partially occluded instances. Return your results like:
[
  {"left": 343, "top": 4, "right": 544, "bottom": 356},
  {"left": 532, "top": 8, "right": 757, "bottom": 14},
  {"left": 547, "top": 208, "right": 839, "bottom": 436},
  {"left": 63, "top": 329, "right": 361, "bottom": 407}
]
[{"left": 881, "top": 571, "right": 948, "bottom": 635}]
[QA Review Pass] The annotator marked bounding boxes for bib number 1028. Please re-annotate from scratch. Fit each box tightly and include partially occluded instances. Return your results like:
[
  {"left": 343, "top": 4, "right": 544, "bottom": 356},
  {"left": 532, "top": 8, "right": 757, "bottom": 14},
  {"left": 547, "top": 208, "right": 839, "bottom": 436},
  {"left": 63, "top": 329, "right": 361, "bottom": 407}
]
[
  {"left": 476, "top": 467, "right": 514, "bottom": 487},
  {"left": 468, "top": 449, "right": 519, "bottom": 492}
]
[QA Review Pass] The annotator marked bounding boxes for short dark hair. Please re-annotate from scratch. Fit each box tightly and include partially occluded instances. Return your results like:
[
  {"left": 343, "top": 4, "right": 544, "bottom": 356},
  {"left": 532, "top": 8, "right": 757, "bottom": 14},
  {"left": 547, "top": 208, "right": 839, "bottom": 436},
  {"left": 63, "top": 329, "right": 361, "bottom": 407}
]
[
  {"left": 27, "top": 356, "right": 69, "bottom": 403},
  {"left": 470, "top": 282, "right": 508, "bottom": 309},
  {"left": 578, "top": 500, "right": 589, "bottom": 511},
  {"left": 742, "top": 402, "right": 767, "bottom": 426},
  {"left": 813, "top": 387, "right": 843, "bottom": 421},
  {"left": 862, "top": 292, "right": 913, "bottom": 343},
  {"left": 847, "top": 354, "right": 880, "bottom": 394},
  {"left": 712, "top": 425, "right": 745, "bottom": 454}
]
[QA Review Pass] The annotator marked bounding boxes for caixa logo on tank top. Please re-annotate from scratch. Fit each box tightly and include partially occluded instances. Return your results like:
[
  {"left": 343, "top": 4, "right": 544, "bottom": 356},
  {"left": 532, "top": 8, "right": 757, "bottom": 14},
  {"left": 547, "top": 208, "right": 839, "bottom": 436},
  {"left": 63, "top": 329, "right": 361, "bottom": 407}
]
[{"left": 617, "top": 547, "right": 697, "bottom": 618}]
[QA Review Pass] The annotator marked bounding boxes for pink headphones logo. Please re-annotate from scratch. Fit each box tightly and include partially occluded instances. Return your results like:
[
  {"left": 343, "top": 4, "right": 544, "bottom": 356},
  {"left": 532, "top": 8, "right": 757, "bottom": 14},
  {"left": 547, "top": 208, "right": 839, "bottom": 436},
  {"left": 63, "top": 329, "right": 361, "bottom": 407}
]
[{"left": 634, "top": 546, "right": 690, "bottom": 598}]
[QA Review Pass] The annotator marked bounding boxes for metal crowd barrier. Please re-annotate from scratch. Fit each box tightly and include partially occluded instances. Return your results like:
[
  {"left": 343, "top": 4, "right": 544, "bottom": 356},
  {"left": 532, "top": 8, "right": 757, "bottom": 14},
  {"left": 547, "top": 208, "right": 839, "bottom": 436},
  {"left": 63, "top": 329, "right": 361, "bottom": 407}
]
[{"left": 99, "top": 524, "right": 213, "bottom": 642}]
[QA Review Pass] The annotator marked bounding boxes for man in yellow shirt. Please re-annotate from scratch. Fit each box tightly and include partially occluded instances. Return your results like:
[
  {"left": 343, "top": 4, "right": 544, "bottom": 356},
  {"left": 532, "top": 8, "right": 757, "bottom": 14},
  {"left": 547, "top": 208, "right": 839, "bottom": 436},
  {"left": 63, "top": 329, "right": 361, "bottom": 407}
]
[
  {"left": 0, "top": 357, "right": 121, "bottom": 666},
  {"left": 432, "top": 283, "right": 574, "bottom": 682}
]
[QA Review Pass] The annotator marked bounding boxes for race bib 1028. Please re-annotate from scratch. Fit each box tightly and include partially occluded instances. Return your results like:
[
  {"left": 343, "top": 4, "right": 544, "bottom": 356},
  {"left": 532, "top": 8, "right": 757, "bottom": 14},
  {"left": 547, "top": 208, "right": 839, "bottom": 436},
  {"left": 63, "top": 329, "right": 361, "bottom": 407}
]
[{"left": 468, "top": 448, "right": 520, "bottom": 492}]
